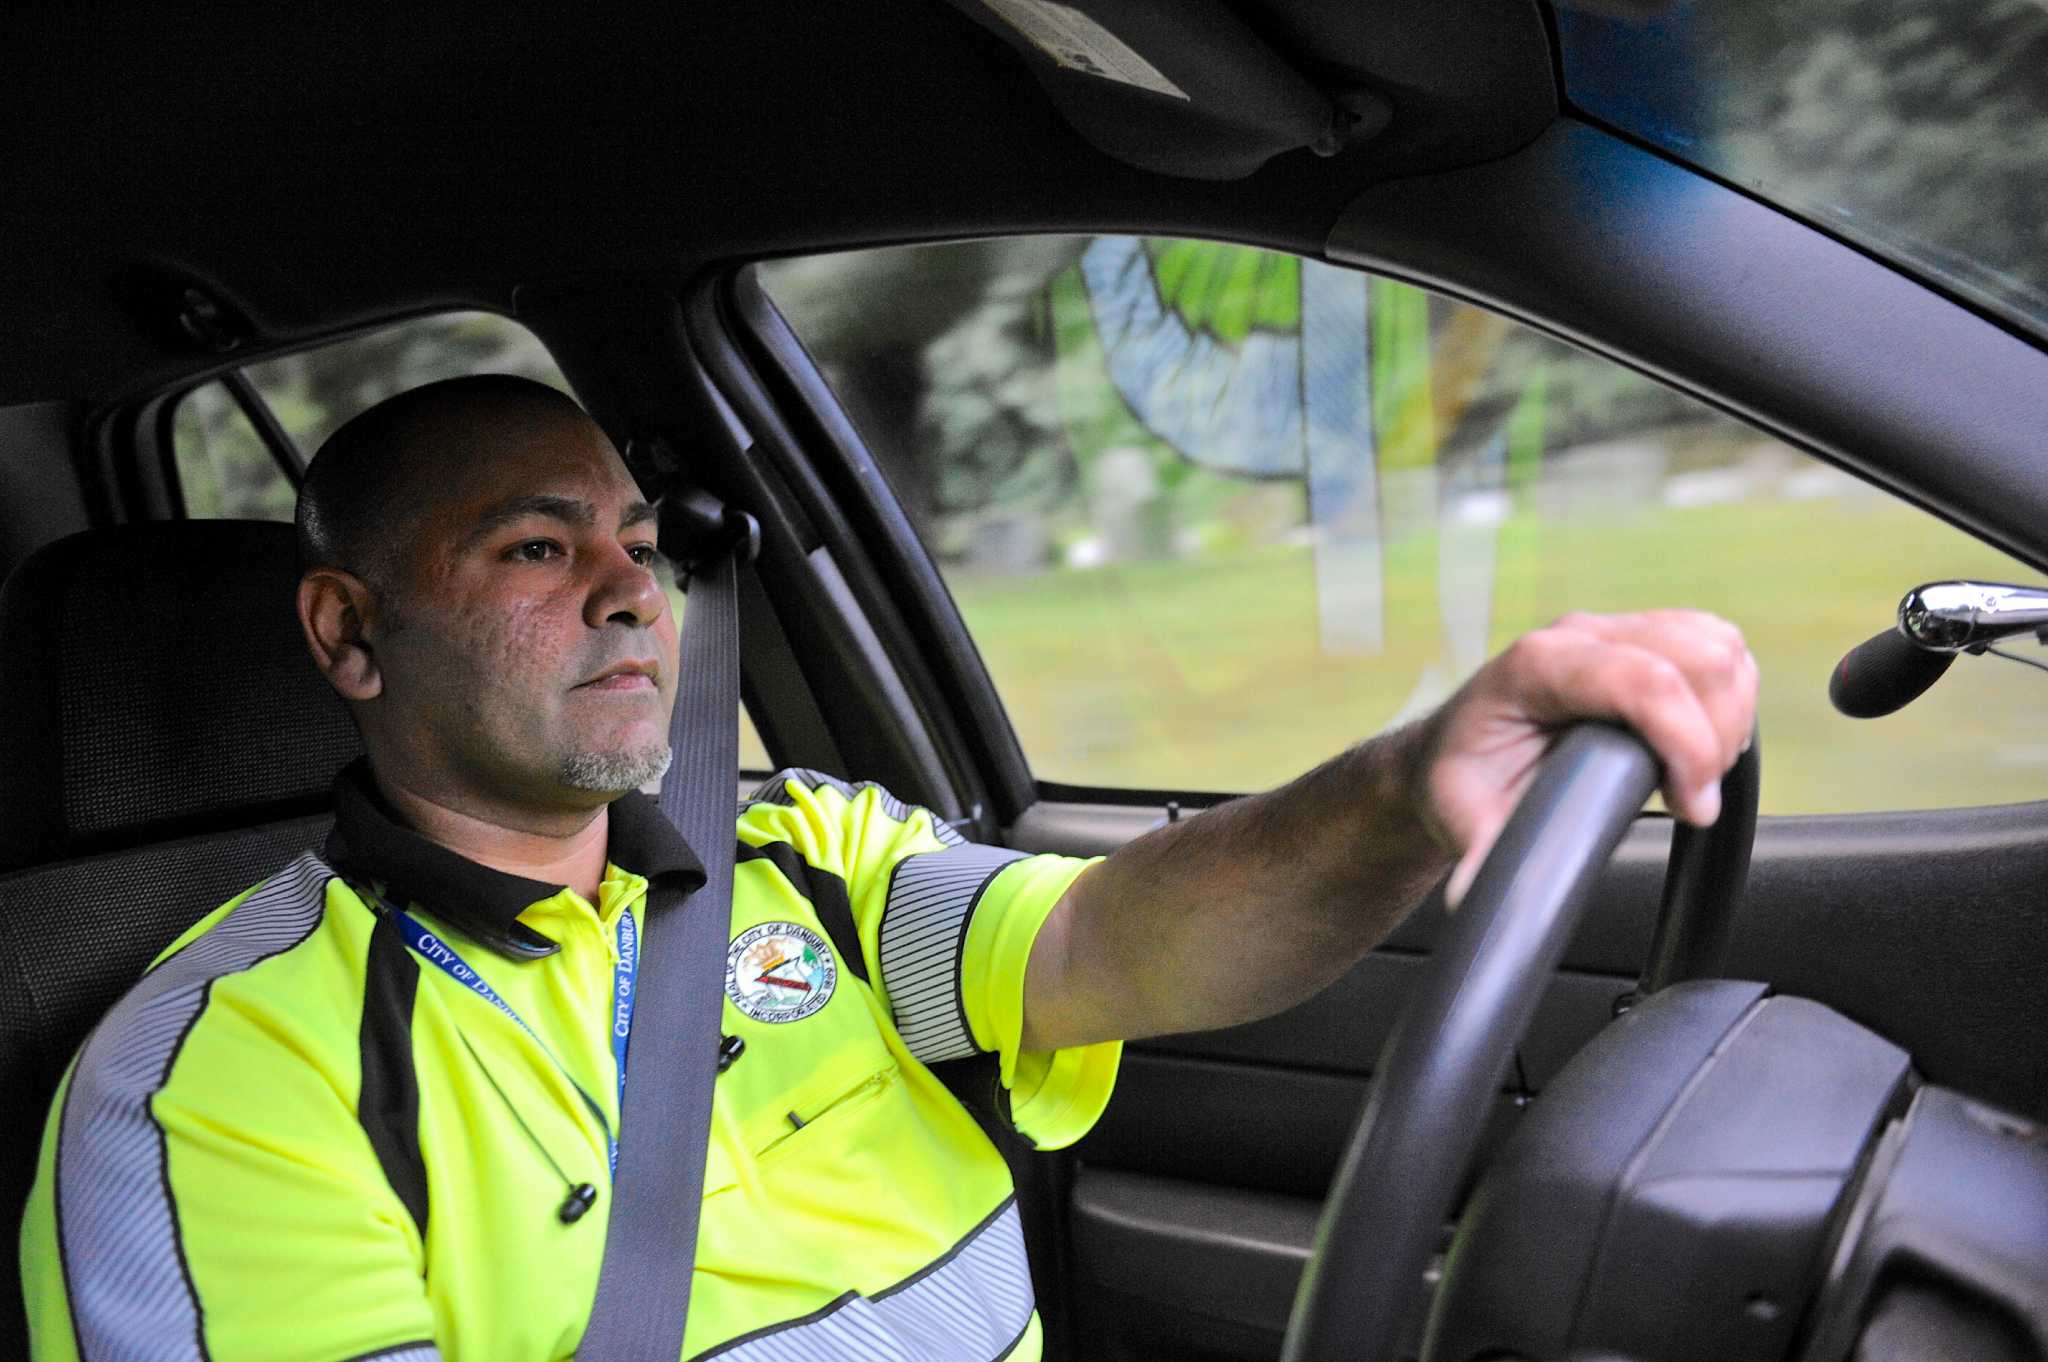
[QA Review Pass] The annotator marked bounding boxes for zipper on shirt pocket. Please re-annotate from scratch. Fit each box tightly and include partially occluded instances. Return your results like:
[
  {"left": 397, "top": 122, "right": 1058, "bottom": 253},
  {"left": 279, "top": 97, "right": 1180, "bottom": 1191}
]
[{"left": 756, "top": 1064, "right": 897, "bottom": 1161}]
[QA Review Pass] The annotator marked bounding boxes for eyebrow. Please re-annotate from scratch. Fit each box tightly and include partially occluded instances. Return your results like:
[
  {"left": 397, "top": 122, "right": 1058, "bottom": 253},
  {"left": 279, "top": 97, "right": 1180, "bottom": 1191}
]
[{"left": 463, "top": 494, "right": 658, "bottom": 548}]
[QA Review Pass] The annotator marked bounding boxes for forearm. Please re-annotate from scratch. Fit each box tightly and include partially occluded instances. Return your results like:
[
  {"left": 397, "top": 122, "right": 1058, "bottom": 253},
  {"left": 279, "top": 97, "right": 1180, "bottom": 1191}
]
[{"left": 1022, "top": 719, "right": 1455, "bottom": 1052}]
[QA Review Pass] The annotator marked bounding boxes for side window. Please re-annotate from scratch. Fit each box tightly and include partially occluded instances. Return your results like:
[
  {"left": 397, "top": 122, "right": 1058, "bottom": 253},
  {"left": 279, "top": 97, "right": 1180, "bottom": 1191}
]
[
  {"left": 169, "top": 311, "right": 771, "bottom": 771},
  {"left": 760, "top": 237, "right": 2044, "bottom": 814},
  {"left": 171, "top": 312, "right": 570, "bottom": 521},
  {"left": 172, "top": 381, "right": 296, "bottom": 520}
]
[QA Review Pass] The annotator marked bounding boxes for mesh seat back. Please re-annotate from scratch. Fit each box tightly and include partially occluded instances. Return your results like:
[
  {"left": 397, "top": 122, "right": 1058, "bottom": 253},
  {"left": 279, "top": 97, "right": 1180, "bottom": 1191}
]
[{"left": 0, "top": 520, "right": 361, "bottom": 870}]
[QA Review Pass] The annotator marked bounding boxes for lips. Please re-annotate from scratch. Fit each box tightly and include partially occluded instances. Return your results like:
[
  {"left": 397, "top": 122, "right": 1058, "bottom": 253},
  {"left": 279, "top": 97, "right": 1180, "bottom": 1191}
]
[{"left": 577, "top": 660, "right": 659, "bottom": 691}]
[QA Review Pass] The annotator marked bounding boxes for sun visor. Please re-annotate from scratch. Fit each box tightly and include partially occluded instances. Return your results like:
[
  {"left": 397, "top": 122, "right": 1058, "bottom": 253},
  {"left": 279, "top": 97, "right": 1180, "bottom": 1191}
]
[{"left": 942, "top": 0, "right": 1389, "bottom": 179}]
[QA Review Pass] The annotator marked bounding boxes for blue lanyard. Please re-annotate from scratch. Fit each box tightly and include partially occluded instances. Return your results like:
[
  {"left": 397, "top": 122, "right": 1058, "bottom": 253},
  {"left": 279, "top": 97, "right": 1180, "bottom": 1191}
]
[{"left": 384, "top": 900, "right": 639, "bottom": 1174}]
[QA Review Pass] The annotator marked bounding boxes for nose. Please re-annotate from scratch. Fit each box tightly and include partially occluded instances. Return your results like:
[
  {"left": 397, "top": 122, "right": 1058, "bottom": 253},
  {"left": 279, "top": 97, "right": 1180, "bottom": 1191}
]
[{"left": 584, "top": 542, "right": 668, "bottom": 629}]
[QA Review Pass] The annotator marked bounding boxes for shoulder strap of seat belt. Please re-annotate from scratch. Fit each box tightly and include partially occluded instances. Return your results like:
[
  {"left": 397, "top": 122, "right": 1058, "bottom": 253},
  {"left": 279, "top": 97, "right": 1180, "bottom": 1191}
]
[{"left": 581, "top": 488, "right": 759, "bottom": 1361}]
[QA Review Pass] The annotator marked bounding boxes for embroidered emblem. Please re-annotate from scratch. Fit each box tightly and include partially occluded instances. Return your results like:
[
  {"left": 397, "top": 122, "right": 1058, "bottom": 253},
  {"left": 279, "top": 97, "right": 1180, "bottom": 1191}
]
[{"left": 725, "top": 922, "right": 837, "bottom": 1024}]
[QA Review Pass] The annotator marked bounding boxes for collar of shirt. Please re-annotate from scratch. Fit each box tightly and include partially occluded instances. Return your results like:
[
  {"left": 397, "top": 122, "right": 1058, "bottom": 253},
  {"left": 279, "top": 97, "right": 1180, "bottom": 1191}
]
[{"left": 322, "top": 756, "right": 706, "bottom": 961}]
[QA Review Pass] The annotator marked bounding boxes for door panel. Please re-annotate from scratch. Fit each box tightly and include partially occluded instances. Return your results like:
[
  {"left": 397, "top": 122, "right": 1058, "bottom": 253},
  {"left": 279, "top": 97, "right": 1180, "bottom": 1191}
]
[
  {"left": 1075, "top": 1053, "right": 1532, "bottom": 1203},
  {"left": 1018, "top": 798, "right": 2048, "bottom": 1361},
  {"left": 1135, "top": 952, "right": 1625, "bottom": 1091},
  {"left": 1070, "top": 1168, "right": 1317, "bottom": 1346}
]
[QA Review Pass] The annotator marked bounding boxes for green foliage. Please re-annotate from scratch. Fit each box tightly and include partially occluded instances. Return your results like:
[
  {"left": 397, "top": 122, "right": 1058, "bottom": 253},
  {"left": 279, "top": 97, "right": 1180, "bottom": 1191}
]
[
  {"left": 1505, "top": 363, "right": 1548, "bottom": 502},
  {"left": 1145, "top": 240, "right": 1301, "bottom": 340},
  {"left": 171, "top": 385, "right": 296, "bottom": 522},
  {"left": 1370, "top": 281, "right": 1436, "bottom": 471}
]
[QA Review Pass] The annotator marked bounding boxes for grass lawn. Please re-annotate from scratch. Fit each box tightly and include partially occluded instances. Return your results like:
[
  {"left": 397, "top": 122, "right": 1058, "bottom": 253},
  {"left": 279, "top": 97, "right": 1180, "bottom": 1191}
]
[{"left": 949, "top": 495, "right": 2048, "bottom": 813}]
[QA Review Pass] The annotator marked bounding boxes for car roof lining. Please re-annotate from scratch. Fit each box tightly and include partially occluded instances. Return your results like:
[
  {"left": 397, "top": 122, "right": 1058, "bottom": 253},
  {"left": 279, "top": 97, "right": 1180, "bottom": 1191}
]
[{"left": 1, "top": 0, "right": 1556, "bottom": 407}]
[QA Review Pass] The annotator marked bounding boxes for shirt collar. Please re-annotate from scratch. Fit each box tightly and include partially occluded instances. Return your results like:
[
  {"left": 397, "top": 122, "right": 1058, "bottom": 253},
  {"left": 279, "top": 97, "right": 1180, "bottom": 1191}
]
[{"left": 323, "top": 757, "right": 706, "bottom": 961}]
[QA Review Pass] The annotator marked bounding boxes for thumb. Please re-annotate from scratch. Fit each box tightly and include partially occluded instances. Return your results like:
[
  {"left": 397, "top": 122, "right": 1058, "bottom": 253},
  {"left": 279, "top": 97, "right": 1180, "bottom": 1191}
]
[{"left": 1441, "top": 810, "right": 1507, "bottom": 912}]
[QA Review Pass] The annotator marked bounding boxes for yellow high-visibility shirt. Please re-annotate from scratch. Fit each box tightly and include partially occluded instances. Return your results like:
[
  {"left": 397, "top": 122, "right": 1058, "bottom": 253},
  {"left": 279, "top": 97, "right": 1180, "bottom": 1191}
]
[{"left": 21, "top": 763, "right": 1118, "bottom": 1361}]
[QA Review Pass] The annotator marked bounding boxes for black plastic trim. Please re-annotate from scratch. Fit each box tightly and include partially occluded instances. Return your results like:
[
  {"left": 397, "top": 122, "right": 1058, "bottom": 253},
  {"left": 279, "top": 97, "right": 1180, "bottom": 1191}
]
[
  {"left": 1034, "top": 779, "right": 1242, "bottom": 809},
  {"left": 92, "top": 400, "right": 158, "bottom": 527},
  {"left": 734, "top": 563, "right": 842, "bottom": 776},
  {"left": 677, "top": 274, "right": 972, "bottom": 821},
  {"left": 220, "top": 368, "right": 306, "bottom": 486},
  {"left": 1327, "top": 120, "right": 2048, "bottom": 574},
  {"left": 1142, "top": 955, "right": 1628, "bottom": 1092},
  {"left": 1074, "top": 1050, "right": 1530, "bottom": 1205},
  {"left": 1551, "top": 91, "right": 2048, "bottom": 361},
  {"left": 142, "top": 392, "right": 185, "bottom": 523},
  {"left": 727, "top": 267, "right": 1034, "bottom": 831},
  {"left": 1071, "top": 1167, "right": 1320, "bottom": 1336},
  {"left": 801, "top": 547, "right": 960, "bottom": 818}
]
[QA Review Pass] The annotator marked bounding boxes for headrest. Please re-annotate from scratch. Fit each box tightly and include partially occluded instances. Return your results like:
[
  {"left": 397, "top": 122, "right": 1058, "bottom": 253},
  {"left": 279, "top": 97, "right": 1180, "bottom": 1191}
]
[{"left": 0, "top": 521, "right": 361, "bottom": 871}]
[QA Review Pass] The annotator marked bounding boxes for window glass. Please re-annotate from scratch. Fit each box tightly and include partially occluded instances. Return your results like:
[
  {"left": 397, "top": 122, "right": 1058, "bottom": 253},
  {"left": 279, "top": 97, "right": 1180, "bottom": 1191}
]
[
  {"left": 172, "top": 311, "right": 771, "bottom": 770},
  {"left": 172, "top": 381, "right": 294, "bottom": 521},
  {"left": 172, "top": 312, "right": 571, "bottom": 523},
  {"left": 761, "top": 237, "right": 2046, "bottom": 814},
  {"left": 237, "top": 311, "right": 572, "bottom": 456},
  {"left": 1553, "top": 0, "right": 2048, "bottom": 345}
]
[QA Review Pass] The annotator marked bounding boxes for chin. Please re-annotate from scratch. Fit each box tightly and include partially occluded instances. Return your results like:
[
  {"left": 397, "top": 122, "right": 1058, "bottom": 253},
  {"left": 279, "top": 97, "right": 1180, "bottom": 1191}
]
[{"left": 558, "top": 745, "right": 673, "bottom": 795}]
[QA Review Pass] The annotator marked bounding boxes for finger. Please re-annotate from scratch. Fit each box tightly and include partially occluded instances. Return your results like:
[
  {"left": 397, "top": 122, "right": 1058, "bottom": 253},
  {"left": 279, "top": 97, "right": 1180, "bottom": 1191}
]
[
  {"left": 1632, "top": 612, "right": 1754, "bottom": 765},
  {"left": 1501, "top": 628, "right": 1730, "bottom": 825},
  {"left": 1551, "top": 611, "right": 1757, "bottom": 771},
  {"left": 1580, "top": 610, "right": 1755, "bottom": 766}
]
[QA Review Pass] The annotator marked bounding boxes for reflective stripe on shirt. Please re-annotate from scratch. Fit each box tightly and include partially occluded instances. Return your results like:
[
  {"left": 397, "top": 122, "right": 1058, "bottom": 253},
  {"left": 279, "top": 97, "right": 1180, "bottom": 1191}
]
[
  {"left": 695, "top": 1198, "right": 1032, "bottom": 1362},
  {"left": 52, "top": 852, "right": 332, "bottom": 1362},
  {"left": 879, "top": 845, "right": 1028, "bottom": 1064}
]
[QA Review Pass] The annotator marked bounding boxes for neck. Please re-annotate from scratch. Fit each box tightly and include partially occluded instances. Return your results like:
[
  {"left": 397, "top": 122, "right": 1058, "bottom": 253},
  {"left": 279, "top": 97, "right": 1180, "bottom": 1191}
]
[{"left": 371, "top": 767, "right": 612, "bottom": 905}]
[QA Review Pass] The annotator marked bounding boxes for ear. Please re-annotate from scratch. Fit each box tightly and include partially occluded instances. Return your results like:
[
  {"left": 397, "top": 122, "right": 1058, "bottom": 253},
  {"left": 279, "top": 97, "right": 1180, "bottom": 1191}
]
[{"left": 298, "top": 568, "right": 385, "bottom": 703}]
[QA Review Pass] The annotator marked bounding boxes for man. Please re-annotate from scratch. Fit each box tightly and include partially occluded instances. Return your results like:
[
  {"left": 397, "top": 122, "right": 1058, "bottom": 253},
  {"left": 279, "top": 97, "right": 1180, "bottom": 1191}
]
[{"left": 22, "top": 375, "right": 1756, "bottom": 1361}]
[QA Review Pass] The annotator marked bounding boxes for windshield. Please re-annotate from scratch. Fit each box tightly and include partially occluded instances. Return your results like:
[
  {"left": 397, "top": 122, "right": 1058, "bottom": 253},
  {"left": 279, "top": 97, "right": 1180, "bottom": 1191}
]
[{"left": 1554, "top": 0, "right": 2048, "bottom": 345}]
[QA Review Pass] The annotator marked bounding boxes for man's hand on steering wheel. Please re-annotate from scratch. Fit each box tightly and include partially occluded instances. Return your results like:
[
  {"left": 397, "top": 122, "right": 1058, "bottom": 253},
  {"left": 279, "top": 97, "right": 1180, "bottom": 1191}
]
[{"left": 1416, "top": 610, "right": 1760, "bottom": 909}]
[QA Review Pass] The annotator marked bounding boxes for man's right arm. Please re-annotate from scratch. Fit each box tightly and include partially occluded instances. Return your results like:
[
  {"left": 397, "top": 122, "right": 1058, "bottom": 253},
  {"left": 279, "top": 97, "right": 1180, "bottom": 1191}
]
[{"left": 21, "top": 869, "right": 440, "bottom": 1362}]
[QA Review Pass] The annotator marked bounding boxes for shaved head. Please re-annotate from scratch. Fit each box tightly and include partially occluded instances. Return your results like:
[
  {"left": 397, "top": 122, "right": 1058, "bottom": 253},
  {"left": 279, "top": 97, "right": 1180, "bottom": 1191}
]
[{"left": 296, "top": 373, "right": 594, "bottom": 593}]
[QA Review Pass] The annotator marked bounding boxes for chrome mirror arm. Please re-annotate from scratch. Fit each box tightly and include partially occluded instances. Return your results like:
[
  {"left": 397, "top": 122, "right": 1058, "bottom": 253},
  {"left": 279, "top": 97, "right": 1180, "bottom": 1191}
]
[{"left": 1899, "top": 580, "right": 2048, "bottom": 652}]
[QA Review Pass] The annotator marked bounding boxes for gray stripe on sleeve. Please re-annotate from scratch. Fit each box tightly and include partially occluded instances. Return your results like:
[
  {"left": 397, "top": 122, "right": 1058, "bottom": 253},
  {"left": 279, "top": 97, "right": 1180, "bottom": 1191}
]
[
  {"left": 879, "top": 845, "right": 1027, "bottom": 1064},
  {"left": 54, "top": 851, "right": 334, "bottom": 1362},
  {"left": 695, "top": 1198, "right": 1032, "bottom": 1362}
]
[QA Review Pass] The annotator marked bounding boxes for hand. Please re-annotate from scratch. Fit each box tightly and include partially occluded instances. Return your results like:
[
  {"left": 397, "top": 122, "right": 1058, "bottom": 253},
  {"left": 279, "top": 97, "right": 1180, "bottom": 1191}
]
[{"left": 1415, "top": 610, "right": 1759, "bottom": 908}]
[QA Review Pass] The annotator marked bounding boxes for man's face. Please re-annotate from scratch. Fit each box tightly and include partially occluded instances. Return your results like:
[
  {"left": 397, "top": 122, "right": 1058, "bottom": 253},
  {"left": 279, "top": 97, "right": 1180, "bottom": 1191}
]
[{"left": 364, "top": 406, "right": 679, "bottom": 814}]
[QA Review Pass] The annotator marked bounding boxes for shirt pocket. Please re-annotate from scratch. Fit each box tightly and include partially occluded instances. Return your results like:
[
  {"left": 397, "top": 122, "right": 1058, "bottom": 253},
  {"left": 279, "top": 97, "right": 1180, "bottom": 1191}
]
[
  {"left": 754, "top": 1061, "right": 900, "bottom": 1163},
  {"left": 699, "top": 1056, "right": 899, "bottom": 1198}
]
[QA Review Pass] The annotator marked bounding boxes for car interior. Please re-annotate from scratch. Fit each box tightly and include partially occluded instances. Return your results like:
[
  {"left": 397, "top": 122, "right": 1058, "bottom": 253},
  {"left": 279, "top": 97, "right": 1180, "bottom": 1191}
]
[{"left": 4, "top": 2, "right": 2046, "bottom": 1360}]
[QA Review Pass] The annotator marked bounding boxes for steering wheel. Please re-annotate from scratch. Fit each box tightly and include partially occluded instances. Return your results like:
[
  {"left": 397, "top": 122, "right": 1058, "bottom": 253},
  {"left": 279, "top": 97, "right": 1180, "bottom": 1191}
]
[{"left": 1279, "top": 722, "right": 1761, "bottom": 1362}]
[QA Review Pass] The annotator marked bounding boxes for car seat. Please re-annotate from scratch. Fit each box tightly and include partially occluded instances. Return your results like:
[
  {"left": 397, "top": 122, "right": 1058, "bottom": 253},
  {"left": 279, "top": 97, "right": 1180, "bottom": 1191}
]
[{"left": 0, "top": 520, "right": 362, "bottom": 1356}]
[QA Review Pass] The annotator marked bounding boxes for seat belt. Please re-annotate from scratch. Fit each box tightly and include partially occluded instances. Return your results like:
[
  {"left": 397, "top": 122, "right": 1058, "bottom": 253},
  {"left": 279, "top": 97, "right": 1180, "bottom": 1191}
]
[{"left": 580, "top": 487, "right": 760, "bottom": 1361}]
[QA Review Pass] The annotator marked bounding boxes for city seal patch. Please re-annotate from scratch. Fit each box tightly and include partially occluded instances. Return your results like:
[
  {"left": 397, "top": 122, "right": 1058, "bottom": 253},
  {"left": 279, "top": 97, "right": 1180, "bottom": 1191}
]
[{"left": 725, "top": 922, "right": 837, "bottom": 1023}]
